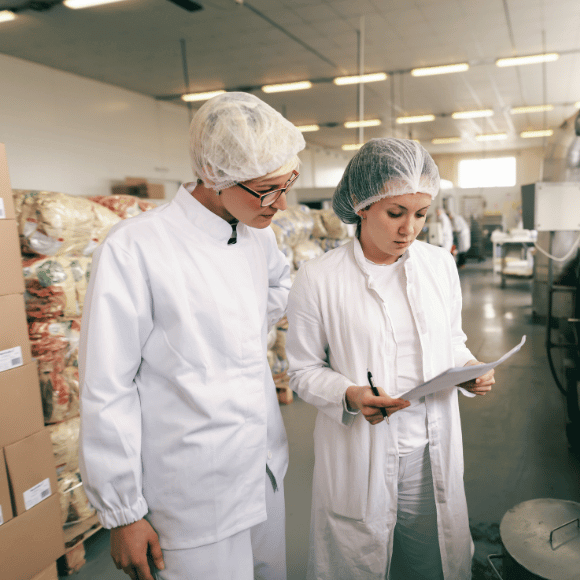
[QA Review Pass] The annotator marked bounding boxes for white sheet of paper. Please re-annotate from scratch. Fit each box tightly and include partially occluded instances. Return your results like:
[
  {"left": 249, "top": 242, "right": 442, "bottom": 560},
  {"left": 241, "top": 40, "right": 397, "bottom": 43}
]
[{"left": 400, "top": 335, "right": 526, "bottom": 400}]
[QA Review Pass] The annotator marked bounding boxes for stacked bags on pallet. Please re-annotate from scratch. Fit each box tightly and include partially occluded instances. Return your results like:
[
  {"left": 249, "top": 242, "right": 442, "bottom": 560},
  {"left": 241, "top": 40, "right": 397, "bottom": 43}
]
[
  {"left": 12, "top": 190, "right": 155, "bottom": 527},
  {"left": 268, "top": 205, "right": 352, "bottom": 403}
]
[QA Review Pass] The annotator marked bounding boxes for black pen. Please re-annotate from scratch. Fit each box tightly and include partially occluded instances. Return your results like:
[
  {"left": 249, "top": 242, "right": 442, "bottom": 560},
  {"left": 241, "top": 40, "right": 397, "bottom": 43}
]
[{"left": 367, "top": 370, "right": 389, "bottom": 424}]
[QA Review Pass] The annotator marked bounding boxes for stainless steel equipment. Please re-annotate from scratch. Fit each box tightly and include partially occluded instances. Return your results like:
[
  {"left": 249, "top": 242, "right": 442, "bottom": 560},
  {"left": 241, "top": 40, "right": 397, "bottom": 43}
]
[{"left": 488, "top": 498, "right": 580, "bottom": 579}]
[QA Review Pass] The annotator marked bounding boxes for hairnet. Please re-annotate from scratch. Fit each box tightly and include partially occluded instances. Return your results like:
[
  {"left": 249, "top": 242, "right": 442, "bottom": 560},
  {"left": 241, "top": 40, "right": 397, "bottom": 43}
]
[
  {"left": 332, "top": 138, "right": 440, "bottom": 224},
  {"left": 189, "top": 92, "right": 306, "bottom": 191}
]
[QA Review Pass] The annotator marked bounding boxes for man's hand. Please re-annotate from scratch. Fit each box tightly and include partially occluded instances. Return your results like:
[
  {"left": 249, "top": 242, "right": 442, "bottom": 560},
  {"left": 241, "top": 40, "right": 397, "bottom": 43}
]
[
  {"left": 346, "top": 385, "right": 410, "bottom": 425},
  {"left": 460, "top": 360, "right": 495, "bottom": 395},
  {"left": 110, "top": 519, "right": 165, "bottom": 580}
]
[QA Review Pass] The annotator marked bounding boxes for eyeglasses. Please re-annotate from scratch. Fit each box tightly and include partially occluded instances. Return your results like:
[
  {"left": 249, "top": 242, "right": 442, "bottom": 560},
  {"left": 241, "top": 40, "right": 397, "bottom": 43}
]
[{"left": 236, "top": 170, "right": 299, "bottom": 207}]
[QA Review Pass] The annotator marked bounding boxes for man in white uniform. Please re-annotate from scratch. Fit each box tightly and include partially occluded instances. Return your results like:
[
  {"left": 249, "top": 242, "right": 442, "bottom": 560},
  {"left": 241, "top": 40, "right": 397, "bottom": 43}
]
[
  {"left": 79, "top": 92, "right": 305, "bottom": 580},
  {"left": 436, "top": 207, "right": 454, "bottom": 253}
]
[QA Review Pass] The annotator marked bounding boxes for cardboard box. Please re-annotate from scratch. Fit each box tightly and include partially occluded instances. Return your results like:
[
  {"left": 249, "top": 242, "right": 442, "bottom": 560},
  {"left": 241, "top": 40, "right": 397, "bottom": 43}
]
[
  {"left": 0, "top": 494, "right": 65, "bottom": 580},
  {"left": 4, "top": 428, "right": 58, "bottom": 516},
  {"left": 0, "top": 143, "right": 16, "bottom": 220},
  {"left": 0, "top": 293, "right": 33, "bottom": 373},
  {"left": 124, "top": 177, "right": 165, "bottom": 199},
  {"left": 30, "top": 562, "right": 58, "bottom": 580},
  {"left": 0, "top": 363, "right": 44, "bottom": 449},
  {"left": 0, "top": 448, "right": 13, "bottom": 526},
  {"left": 0, "top": 220, "right": 25, "bottom": 296}
]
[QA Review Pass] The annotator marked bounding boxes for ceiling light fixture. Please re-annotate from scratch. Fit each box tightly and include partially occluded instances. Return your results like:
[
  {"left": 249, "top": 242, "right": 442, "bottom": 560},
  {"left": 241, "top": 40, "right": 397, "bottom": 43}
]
[
  {"left": 475, "top": 133, "right": 508, "bottom": 142},
  {"left": 63, "top": 0, "right": 128, "bottom": 8},
  {"left": 261, "top": 80, "right": 312, "bottom": 93},
  {"left": 521, "top": 129, "right": 554, "bottom": 138},
  {"left": 451, "top": 109, "right": 493, "bottom": 119},
  {"left": 411, "top": 63, "right": 469, "bottom": 77},
  {"left": 496, "top": 53, "right": 559, "bottom": 67},
  {"left": 0, "top": 10, "right": 16, "bottom": 22},
  {"left": 344, "top": 119, "right": 381, "bottom": 128},
  {"left": 342, "top": 143, "right": 365, "bottom": 151},
  {"left": 396, "top": 114, "right": 436, "bottom": 124},
  {"left": 432, "top": 137, "right": 462, "bottom": 145},
  {"left": 574, "top": 101, "right": 580, "bottom": 109},
  {"left": 181, "top": 90, "right": 226, "bottom": 102},
  {"left": 510, "top": 104, "right": 554, "bottom": 114},
  {"left": 333, "top": 72, "right": 388, "bottom": 86},
  {"left": 295, "top": 124, "right": 320, "bottom": 132}
]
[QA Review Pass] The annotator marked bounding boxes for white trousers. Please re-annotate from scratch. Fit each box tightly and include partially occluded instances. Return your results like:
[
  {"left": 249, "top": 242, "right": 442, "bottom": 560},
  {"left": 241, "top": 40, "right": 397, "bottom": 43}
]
[
  {"left": 155, "top": 473, "right": 286, "bottom": 580},
  {"left": 389, "top": 445, "right": 444, "bottom": 580}
]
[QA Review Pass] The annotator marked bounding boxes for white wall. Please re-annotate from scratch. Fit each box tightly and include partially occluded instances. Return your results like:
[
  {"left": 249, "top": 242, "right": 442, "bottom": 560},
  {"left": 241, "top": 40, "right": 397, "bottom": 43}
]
[{"left": 0, "top": 53, "right": 352, "bottom": 201}]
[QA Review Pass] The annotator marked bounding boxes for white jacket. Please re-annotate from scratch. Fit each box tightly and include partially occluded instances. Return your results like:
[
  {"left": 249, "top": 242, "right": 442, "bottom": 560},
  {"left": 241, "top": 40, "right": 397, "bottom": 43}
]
[
  {"left": 452, "top": 214, "right": 472, "bottom": 254},
  {"left": 286, "top": 238, "right": 475, "bottom": 580},
  {"left": 79, "top": 184, "right": 290, "bottom": 549}
]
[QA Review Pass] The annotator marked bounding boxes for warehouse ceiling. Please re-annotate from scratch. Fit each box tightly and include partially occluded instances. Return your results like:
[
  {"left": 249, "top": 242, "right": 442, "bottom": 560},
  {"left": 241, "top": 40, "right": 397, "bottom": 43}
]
[{"left": 0, "top": 0, "right": 579, "bottom": 154}]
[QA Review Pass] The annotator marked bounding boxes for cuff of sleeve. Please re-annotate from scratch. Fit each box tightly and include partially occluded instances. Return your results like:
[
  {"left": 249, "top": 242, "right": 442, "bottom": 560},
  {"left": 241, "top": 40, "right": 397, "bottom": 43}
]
[
  {"left": 342, "top": 389, "right": 359, "bottom": 426},
  {"left": 96, "top": 497, "right": 149, "bottom": 529}
]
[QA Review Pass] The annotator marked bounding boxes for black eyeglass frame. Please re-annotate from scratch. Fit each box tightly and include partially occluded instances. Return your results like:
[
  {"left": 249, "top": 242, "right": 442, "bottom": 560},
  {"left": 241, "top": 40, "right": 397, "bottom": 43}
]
[{"left": 236, "top": 170, "right": 300, "bottom": 207}]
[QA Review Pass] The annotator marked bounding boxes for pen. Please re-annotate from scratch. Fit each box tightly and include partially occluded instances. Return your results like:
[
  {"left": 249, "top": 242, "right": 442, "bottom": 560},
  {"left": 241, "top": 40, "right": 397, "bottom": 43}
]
[{"left": 367, "top": 370, "right": 389, "bottom": 424}]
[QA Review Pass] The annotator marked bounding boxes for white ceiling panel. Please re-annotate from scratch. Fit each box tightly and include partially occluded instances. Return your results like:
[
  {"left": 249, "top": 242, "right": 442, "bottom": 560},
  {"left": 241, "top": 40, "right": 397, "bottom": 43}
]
[{"left": 0, "top": 0, "right": 578, "bottom": 153}]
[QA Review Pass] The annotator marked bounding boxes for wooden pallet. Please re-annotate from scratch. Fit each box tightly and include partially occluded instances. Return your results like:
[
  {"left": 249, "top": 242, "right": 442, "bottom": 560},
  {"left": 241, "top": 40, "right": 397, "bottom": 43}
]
[{"left": 57, "top": 514, "right": 102, "bottom": 575}]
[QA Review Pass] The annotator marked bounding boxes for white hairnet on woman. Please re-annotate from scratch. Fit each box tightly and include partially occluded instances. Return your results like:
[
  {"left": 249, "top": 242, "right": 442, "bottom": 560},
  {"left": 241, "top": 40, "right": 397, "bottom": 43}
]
[
  {"left": 332, "top": 137, "right": 439, "bottom": 225},
  {"left": 286, "top": 137, "right": 495, "bottom": 579},
  {"left": 190, "top": 91, "right": 305, "bottom": 191}
]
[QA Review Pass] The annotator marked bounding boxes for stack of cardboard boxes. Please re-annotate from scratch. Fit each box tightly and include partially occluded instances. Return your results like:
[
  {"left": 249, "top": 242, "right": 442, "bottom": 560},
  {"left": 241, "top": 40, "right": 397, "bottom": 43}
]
[{"left": 0, "top": 144, "right": 65, "bottom": 580}]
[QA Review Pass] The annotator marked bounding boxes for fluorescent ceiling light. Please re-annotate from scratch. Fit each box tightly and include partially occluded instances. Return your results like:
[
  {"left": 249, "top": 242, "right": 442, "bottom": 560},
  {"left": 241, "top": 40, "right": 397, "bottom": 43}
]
[
  {"left": 262, "top": 81, "right": 312, "bottom": 93},
  {"left": 396, "top": 114, "right": 435, "bottom": 124},
  {"left": 432, "top": 137, "right": 462, "bottom": 145},
  {"left": 411, "top": 63, "right": 469, "bottom": 77},
  {"left": 181, "top": 90, "right": 226, "bottom": 102},
  {"left": 63, "top": 0, "right": 128, "bottom": 7},
  {"left": 496, "top": 53, "right": 559, "bottom": 67},
  {"left": 521, "top": 129, "right": 554, "bottom": 138},
  {"left": 451, "top": 109, "right": 493, "bottom": 119},
  {"left": 0, "top": 10, "right": 16, "bottom": 22},
  {"left": 344, "top": 119, "right": 381, "bottom": 128},
  {"left": 342, "top": 143, "right": 365, "bottom": 151},
  {"left": 296, "top": 125, "right": 320, "bottom": 132},
  {"left": 475, "top": 133, "right": 508, "bottom": 142},
  {"left": 510, "top": 104, "right": 554, "bottom": 114},
  {"left": 333, "top": 73, "right": 388, "bottom": 86}
]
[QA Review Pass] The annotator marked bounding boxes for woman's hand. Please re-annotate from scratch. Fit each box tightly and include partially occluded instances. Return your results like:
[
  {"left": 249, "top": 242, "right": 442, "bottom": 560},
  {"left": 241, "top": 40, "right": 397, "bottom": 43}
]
[
  {"left": 460, "top": 360, "right": 495, "bottom": 395},
  {"left": 346, "top": 385, "right": 410, "bottom": 425}
]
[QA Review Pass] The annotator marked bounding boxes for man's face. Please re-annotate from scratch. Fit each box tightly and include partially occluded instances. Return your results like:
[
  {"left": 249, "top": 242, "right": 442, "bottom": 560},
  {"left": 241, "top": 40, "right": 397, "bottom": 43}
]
[{"left": 218, "top": 171, "right": 294, "bottom": 228}]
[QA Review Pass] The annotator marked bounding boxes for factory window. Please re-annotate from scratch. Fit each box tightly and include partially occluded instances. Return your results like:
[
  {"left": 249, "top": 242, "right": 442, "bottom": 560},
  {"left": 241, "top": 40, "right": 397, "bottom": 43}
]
[{"left": 458, "top": 157, "right": 516, "bottom": 188}]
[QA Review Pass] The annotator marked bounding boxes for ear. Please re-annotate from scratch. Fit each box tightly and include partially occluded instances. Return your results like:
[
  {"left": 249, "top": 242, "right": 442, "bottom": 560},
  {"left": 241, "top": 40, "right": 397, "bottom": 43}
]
[{"left": 356, "top": 208, "right": 366, "bottom": 219}]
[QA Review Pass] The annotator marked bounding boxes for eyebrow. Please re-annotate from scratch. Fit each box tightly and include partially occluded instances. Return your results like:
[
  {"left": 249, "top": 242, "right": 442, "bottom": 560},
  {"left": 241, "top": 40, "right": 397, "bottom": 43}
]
[{"left": 389, "top": 203, "right": 431, "bottom": 211}]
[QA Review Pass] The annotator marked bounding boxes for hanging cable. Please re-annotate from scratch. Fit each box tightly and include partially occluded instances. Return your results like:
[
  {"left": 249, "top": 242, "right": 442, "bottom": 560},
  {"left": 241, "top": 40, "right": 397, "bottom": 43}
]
[{"left": 534, "top": 232, "right": 580, "bottom": 262}]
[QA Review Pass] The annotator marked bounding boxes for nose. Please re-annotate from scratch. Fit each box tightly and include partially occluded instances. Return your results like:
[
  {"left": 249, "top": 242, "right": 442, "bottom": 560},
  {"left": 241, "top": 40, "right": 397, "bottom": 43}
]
[
  {"left": 399, "top": 216, "right": 414, "bottom": 236},
  {"left": 271, "top": 191, "right": 288, "bottom": 211}
]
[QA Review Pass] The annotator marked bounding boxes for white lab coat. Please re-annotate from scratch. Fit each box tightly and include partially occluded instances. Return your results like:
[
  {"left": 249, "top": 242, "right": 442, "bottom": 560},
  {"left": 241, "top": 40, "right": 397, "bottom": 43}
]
[
  {"left": 452, "top": 214, "right": 471, "bottom": 254},
  {"left": 79, "top": 184, "right": 290, "bottom": 550},
  {"left": 286, "top": 238, "right": 475, "bottom": 580}
]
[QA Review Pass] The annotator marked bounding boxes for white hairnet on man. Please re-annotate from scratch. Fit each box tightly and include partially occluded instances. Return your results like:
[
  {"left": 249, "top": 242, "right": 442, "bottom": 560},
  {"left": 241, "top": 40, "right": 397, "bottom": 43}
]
[{"left": 79, "top": 91, "right": 304, "bottom": 580}]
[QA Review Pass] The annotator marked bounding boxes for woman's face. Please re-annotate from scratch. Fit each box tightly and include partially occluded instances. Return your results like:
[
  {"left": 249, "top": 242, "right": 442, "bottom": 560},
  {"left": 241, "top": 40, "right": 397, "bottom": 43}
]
[{"left": 357, "top": 192, "right": 432, "bottom": 264}]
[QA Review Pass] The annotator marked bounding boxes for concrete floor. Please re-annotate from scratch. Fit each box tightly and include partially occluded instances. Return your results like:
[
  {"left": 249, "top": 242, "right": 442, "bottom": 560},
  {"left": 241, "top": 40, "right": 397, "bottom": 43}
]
[{"left": 68, "top": 259, "right": 580, "bottom": 579}]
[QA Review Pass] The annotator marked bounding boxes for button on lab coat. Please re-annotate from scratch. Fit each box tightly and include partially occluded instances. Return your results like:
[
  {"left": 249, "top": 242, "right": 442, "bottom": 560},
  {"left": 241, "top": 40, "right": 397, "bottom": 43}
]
[
  {"left": 79, "top": 184, "right": 290, "bottom": 549},
  {"left": 286, "top": 238, "right": 475, "bottom": 580}
]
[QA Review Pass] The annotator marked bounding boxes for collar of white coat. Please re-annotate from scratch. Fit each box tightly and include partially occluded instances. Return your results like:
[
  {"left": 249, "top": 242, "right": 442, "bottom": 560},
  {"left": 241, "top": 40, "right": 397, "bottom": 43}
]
[
  {"left": 352, "top": 236, "right": 412, "bottom": 280},
  {"left": 174, "top": 182, "right": 240, "bottom": 245}
]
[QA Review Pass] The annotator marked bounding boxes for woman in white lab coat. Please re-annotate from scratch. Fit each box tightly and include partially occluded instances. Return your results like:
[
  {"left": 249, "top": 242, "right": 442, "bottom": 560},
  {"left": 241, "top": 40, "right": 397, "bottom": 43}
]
[{"left": 286, "top": 138, "right": 494, "bottom": 580}]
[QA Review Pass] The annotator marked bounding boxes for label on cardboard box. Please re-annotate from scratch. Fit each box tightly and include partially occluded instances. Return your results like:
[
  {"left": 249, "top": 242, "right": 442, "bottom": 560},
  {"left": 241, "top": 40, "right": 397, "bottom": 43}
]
[
  {"left": 0, "top": 199, "right": 5, "bottom": 219},
  {"left": 23, "top": 478, "right": 52, "bottom": 510},
  {"left": 0, "top": 346, "right": 23, "bottom": 372}
]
